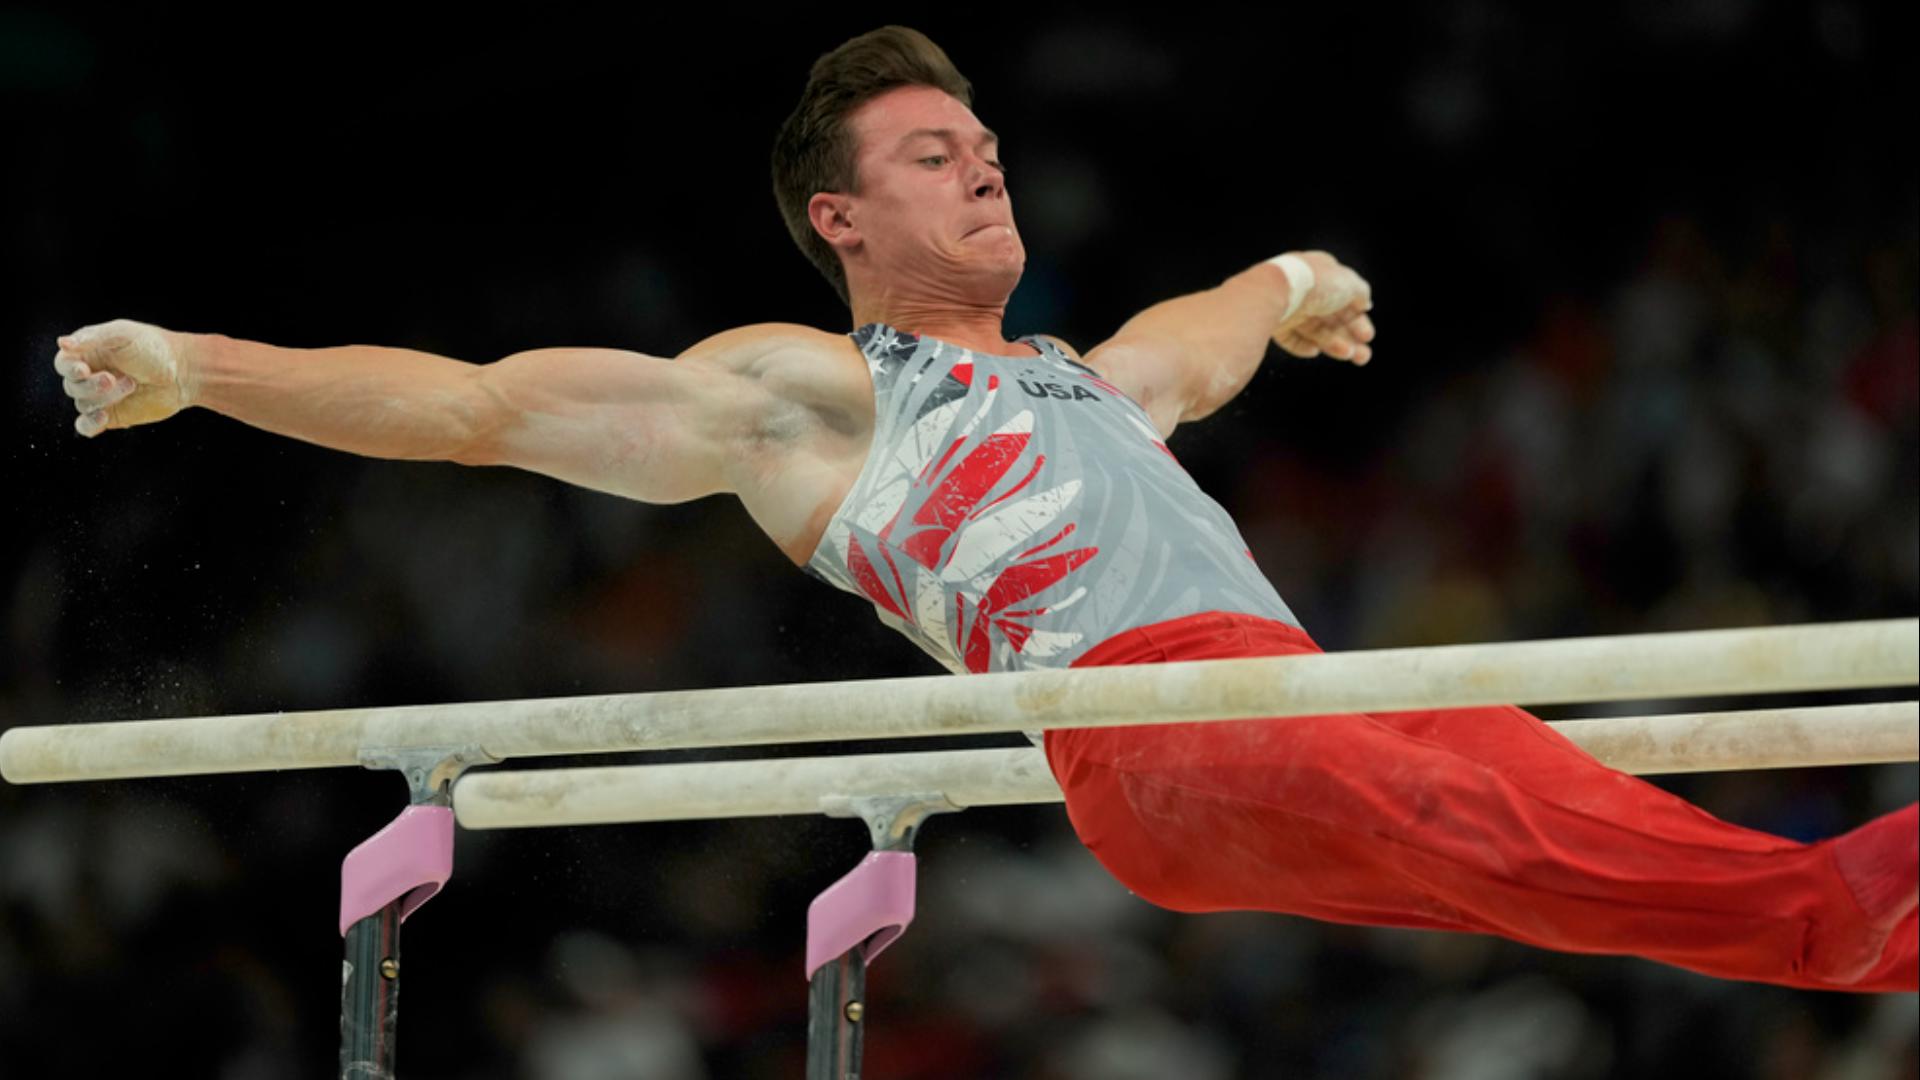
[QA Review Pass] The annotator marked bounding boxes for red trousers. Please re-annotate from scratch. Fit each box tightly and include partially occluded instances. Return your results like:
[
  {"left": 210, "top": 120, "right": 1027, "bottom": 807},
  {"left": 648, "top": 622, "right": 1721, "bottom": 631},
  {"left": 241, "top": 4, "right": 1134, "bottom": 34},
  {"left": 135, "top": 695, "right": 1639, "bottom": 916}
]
[{"left": 1043, "top": 613, "right": 1918, "bottom": 992}]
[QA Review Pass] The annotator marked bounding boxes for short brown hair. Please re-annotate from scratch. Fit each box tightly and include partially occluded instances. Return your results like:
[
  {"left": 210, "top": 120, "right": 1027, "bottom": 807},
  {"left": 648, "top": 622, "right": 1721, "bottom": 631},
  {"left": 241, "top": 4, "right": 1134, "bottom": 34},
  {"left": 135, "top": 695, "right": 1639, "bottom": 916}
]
[{"left": 771, "top": 26, "right": 974, "bottom": 306}]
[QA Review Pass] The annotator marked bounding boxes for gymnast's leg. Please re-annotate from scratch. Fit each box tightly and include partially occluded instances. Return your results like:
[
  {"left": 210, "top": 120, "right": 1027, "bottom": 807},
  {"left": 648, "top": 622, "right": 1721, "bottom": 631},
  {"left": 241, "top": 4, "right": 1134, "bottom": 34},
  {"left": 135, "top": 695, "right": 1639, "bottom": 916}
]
[{"left": 1042, "top": 613, "right": 1919, "bottom": 992}]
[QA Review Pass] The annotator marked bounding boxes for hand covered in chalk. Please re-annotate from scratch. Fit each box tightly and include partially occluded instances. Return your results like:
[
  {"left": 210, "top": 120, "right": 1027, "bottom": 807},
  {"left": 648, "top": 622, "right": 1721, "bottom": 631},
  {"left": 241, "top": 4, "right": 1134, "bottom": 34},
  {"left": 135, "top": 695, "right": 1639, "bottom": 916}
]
[
  {"left": 53, "top": 319, "right": 196, "bottom": 437},
  {"left": 1272, "top": 250, "right": 1376, "bottom": 366}
]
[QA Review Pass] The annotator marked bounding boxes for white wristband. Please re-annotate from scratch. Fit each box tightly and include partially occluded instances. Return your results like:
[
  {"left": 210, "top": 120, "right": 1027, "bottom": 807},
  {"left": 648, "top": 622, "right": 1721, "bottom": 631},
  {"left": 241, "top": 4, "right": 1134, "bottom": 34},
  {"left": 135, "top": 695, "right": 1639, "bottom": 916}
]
[{"left": 1267, "top": 253, "right": 1316, "bottom": 322}]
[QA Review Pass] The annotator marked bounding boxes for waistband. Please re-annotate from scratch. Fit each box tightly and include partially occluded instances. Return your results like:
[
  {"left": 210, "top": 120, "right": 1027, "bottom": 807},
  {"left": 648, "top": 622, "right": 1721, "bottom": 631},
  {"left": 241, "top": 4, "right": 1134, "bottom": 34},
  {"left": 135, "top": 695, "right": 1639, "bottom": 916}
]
[{"left": 1072, "top": 612, "right": 1321, "bottom": 668}]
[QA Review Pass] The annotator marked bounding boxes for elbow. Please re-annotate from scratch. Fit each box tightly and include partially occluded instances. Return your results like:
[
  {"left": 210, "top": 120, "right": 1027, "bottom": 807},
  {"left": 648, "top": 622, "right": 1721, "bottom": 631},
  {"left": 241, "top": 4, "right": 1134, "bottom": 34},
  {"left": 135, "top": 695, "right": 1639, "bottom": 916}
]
[
  {"left": 446, "top": 408, "right": 511, "bottom": 467},
  {"left": 445, "top": 369, "right": 514, "bottom": 466}
]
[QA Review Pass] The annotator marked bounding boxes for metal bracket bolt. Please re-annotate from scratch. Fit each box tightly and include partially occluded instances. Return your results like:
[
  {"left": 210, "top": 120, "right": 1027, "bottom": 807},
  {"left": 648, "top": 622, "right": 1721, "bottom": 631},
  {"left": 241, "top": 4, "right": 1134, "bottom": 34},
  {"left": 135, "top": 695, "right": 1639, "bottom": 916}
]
[
  {"left": 819, "top": 792, "right": 959, "bottom": 852},
  {"left": 357, "top": 744, "right": 500, "bottom": 806}
]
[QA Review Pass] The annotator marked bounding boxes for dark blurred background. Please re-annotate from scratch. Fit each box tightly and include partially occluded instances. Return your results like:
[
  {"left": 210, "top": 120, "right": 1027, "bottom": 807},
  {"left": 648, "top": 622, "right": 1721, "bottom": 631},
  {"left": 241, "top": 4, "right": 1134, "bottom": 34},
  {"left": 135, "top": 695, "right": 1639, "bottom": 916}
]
[{"left": 3, "top": 2, "right": 1916, "bottom": 1077}]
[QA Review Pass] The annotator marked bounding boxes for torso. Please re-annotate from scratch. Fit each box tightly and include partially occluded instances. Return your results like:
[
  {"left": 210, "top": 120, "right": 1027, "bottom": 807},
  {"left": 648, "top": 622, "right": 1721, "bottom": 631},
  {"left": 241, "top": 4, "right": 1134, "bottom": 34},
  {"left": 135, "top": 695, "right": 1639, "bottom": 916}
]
[{"left": 788, "top": 323, "right": 1298, "bottom": 675}]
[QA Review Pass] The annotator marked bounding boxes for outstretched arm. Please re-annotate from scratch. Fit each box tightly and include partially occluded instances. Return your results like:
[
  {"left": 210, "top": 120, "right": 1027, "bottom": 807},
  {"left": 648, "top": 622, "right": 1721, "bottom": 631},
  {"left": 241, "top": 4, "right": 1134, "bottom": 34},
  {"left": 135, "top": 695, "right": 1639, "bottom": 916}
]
[
  {"left": 1080, "top": 251, "right": 1375, "bottom": 436},
  {"left": 50, "top": 319, "right": 797, "bottom": 504}
]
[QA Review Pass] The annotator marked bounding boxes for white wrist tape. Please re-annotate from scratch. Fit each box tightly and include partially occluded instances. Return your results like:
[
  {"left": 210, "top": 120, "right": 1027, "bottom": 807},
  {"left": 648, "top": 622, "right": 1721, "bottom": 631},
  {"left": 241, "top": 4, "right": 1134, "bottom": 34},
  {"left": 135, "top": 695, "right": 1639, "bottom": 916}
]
[{"left": 1268, "top": 253, "right": 1316, "bottom": 321}]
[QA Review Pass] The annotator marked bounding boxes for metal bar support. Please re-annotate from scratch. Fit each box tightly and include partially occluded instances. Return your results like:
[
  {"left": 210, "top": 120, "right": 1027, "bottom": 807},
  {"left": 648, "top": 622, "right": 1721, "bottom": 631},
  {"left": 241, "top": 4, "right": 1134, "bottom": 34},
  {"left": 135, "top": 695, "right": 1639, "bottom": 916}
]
[
  {"left": 337, "top": 746, "right": 495, "bottom": 1079},
  {"left": 804, "top": 793, "right": 957, "bottom": 1080}
]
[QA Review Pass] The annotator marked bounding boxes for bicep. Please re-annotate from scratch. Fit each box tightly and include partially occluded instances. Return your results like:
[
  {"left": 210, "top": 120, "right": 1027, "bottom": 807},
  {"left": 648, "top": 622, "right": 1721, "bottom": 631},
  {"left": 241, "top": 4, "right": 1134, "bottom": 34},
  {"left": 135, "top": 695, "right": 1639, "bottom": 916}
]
[
  {"left": 464, "top": 347, "right": 748, "bottom": 504},
  {"left": 1080, "top": 337, "right": 1192, "bottom": 438}
]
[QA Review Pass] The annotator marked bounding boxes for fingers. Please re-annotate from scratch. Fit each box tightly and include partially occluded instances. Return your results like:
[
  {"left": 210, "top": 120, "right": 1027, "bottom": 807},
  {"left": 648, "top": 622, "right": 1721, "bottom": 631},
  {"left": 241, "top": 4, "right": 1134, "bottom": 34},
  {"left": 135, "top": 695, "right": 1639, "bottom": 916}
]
[
  {"left": 1277, "top": 331, "right": 1318, "bottom": 359},
  {"left": 54, "top": 336, "right": 139, "bottom": 437},
  {"left": 1344, "top": 299, "right": 1374, "bottom": 338},
  {"left": 58, "top": 327, "right": 126, "bottom": 364},
  {"left": 1307, "top": 312, "right": 1376, "bottom": 365},
  {"left": 63, "top": 368, "right": 138, "bottom": 410},
  {"left": 66, "top": 374, "right": 130, "bottom": 438},
  {"left": 54, "top": 323, "right": 141, "bottom": 375},
  {"left": 1329, "top": 307, "right": 1376, "bottom": 365},
  {"left": 1274, "top": 301, "right": 1377, "bottom": 365},
  {"left": 52, "top": 350, "right": 90, "bottom": 380},
  {"left": 54, "top": 331, "right": 120, "bottom": 382}
]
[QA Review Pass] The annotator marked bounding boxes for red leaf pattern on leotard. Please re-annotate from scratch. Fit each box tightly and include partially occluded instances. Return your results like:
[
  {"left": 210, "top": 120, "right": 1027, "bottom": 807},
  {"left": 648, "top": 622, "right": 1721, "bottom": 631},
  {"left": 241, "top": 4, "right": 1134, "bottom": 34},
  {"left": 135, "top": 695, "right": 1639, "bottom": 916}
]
[
  {"left": 958, "top": 548, "right": 1099, "bottom": 671},
  {"left": 897, "top": 429, "right": 1033, "bottom": 569},
  {"left": 842, "top": 364, "right": 1100, "bottom": 673}
]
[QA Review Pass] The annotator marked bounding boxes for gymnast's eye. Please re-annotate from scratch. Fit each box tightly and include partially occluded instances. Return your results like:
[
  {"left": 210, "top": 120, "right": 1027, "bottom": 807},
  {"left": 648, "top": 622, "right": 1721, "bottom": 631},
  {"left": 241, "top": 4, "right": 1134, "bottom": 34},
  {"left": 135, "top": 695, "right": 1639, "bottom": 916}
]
[{"left": 921, "top": 155, "right": 949, "bottom": 167}]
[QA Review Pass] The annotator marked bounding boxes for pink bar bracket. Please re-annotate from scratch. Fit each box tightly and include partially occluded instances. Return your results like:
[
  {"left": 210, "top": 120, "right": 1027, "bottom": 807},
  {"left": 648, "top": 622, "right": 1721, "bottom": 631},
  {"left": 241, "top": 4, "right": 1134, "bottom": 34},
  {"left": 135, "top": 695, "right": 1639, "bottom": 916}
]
[
  {"left": 338, "top": 805, "right": 455, "bottom": 937},
  {"left": 804, "top": 851, "right": 917, "bottom": 980}
]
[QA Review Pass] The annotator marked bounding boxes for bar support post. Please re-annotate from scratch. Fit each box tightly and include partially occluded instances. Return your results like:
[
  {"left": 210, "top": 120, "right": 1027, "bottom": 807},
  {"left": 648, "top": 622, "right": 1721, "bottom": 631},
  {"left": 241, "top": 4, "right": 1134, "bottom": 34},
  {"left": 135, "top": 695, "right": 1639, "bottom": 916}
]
[
  {"left": 804, "top": 793, "right": 957, "bottom": 1080},
  {"left": 338, "top": 746, "right": 494, "bottom": 1079}
]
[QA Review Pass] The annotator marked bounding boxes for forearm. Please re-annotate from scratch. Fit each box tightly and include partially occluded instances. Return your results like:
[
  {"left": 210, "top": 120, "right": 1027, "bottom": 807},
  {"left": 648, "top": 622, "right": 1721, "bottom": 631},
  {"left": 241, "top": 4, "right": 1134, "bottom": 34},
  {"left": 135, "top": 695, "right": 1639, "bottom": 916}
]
[
  {"left": 1112, "top": 261, "right": 1291, "bottom": 420},
  {"left": 187, "top": 333, "right": 496, "bottom": 462}
]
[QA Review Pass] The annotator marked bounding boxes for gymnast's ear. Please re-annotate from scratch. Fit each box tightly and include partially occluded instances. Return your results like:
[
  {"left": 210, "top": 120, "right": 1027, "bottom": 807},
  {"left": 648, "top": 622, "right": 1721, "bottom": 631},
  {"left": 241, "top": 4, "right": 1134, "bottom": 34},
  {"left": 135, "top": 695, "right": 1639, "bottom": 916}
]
[{"left": 808, "top": 191, "right": 860, "bottom": 252}]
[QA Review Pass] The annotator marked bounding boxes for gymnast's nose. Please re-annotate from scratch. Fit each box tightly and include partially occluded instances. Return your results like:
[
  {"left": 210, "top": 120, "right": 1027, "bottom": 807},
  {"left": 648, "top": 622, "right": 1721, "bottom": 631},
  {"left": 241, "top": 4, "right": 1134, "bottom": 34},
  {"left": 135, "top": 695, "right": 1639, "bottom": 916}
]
[{"left": 966, "top": 153, "right": 1004, "bottom": 200}]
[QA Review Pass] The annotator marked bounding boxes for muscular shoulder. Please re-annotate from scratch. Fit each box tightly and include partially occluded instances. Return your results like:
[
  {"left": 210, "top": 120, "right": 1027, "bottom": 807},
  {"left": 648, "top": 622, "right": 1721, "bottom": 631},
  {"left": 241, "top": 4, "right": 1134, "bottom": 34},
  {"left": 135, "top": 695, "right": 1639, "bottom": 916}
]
[
  {"left": 673, "top": 323, "right": 853, "bottom": 371},
  {"left": 674, "top": 322, "right": 873, "bottom": 438},
  {"left": 679, "top": 322, "right": 859, "bottom": 392}
]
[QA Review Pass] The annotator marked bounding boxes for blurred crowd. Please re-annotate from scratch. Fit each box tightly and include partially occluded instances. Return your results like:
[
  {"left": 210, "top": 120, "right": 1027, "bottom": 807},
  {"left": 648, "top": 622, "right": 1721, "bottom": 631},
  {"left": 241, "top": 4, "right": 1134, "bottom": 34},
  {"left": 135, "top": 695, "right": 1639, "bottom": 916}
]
[{"left": 4, "top": 3, "right": 1916, "bottom": 1078}]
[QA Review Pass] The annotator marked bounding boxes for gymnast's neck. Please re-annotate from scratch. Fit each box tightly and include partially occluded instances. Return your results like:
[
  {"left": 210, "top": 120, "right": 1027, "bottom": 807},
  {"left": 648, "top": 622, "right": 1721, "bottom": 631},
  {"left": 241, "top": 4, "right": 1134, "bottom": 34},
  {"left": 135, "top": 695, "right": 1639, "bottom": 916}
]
[{"left": 847, "top": 280, "right": 1034, "bottom": 357}]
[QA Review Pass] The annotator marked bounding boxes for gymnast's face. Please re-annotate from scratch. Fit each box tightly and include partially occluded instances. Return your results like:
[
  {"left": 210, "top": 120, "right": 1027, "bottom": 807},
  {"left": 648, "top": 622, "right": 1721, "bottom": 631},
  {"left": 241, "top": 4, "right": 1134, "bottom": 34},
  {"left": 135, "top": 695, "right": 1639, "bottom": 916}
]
[{"left": 829, "top": 84, "right": 1025, "bottom": 300}]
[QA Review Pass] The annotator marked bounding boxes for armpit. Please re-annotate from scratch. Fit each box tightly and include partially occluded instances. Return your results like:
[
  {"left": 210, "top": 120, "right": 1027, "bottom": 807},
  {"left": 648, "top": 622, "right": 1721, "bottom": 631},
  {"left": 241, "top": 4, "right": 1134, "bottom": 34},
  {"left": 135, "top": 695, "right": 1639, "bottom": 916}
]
[{"left": 745, "top": 396, "right": 819, "bottom": 447}]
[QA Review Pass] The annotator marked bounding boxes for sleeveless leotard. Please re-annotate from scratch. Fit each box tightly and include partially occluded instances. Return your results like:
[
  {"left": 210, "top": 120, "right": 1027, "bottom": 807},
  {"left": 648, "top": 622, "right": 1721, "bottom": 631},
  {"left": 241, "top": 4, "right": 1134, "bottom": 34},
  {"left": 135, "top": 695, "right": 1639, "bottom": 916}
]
[{"left": 804, "top": 323, "right": 1298, "bottom": 677}]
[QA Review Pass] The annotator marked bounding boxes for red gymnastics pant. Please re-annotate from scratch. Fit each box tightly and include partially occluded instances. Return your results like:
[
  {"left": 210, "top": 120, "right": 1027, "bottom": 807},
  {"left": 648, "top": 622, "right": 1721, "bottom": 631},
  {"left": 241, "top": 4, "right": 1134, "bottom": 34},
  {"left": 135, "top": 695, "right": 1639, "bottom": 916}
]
[{"left": 1042, "top": 613, "right": 1918, "bottom": 992}]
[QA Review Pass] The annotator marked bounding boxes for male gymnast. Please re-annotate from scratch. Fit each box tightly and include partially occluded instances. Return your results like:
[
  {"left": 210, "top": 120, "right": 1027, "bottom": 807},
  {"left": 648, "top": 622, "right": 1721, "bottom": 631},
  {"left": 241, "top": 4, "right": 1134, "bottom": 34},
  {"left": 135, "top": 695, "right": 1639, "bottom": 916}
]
[{"left": 51, "top": 26, "right": 1916, "bottom": 991}]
